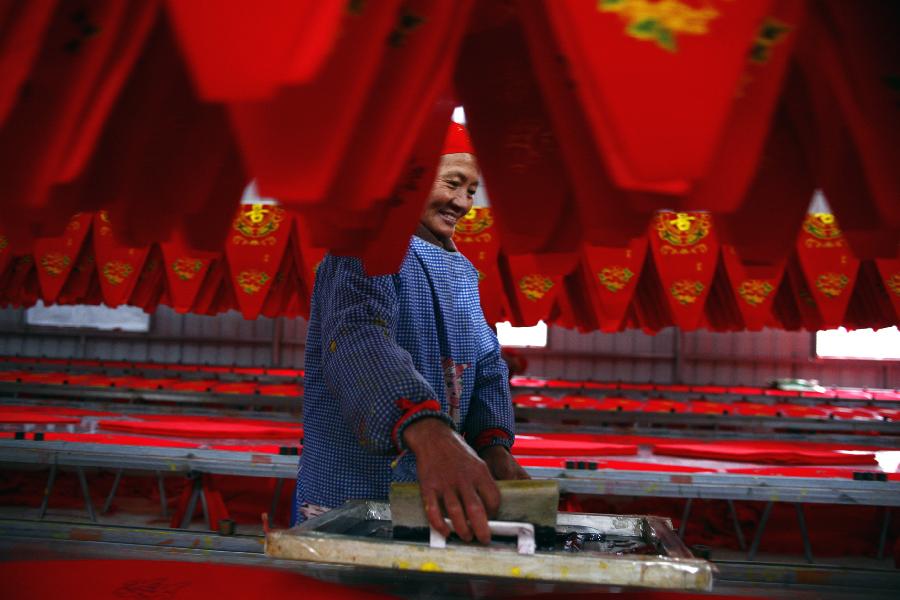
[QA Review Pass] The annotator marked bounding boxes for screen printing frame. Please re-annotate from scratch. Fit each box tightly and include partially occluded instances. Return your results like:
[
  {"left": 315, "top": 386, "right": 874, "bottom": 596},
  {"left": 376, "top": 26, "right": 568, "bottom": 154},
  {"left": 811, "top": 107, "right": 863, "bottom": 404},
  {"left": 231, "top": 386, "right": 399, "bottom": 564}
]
[{"left": 265, "top": 500, "right": 715, "bottom": 591}]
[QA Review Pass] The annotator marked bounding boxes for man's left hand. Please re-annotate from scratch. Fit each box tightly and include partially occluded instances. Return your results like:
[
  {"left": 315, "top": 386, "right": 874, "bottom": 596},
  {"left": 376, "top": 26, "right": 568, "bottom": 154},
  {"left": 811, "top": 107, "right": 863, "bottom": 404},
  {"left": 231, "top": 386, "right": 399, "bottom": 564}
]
[{"left": 478, "top": 445, "right": 530, "bottom": 480}]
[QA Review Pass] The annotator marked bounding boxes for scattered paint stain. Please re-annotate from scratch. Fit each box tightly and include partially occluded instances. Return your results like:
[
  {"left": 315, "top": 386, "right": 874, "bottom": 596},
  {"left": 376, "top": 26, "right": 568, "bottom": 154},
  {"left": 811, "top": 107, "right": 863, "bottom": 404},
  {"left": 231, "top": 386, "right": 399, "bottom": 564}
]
[
  {"left": 598, "top": 561, "right": 608, "bottom": 569},
  {"left": 419, "top": 562, "right": 442, "bottom": 572},
  {"left": 510, "top": 567, "right": 522, "bottom": 577},
  {"left": 394, "top": 561, "right": 410, "bottom": 569},
  {"left": 560, "top": 567, "right": 570, "bottom": 577}
]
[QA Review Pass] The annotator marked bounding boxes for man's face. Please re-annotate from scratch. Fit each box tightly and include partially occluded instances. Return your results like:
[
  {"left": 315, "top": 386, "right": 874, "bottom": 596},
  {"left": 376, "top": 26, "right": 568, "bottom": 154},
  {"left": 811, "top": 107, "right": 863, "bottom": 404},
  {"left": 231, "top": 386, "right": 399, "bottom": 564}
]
[{"left": 420, "top": 153, "right": 480, "bottom": 239}]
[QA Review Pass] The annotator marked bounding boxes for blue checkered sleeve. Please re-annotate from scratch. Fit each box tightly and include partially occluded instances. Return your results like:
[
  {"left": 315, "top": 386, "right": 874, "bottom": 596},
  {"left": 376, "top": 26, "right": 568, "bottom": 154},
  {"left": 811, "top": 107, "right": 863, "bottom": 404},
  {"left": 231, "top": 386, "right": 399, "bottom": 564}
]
[
  {"left": 316, "top": 254, "right": 452, "bottom": 455},
  {"left": 463, "top": 272, "right": 515, "bottom": 452}
]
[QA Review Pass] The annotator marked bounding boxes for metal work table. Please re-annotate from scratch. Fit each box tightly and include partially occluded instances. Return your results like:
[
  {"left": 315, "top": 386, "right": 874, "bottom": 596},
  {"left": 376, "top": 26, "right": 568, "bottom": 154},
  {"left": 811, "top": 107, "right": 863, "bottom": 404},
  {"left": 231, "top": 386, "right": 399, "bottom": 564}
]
[{"left": 0, "top": 519, "right": 896, "bottom": 599}]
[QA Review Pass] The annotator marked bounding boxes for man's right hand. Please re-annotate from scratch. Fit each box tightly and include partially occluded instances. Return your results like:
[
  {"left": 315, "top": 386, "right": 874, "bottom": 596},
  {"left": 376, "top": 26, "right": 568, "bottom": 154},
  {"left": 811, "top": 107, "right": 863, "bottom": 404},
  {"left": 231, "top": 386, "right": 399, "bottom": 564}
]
[{"left": 402, "top": 417, "right": 500, "bottom": 545}]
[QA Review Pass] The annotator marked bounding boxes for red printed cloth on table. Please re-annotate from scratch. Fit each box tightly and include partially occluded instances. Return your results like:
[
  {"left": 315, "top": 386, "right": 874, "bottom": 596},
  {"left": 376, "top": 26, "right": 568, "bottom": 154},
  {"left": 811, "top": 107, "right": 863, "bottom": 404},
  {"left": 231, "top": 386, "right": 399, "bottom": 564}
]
[
  {"left": 97, "top": 418, "right": 301, "bottom": 440},
  {"left": 642, "top": 400, "right": 688, "bottom": 414},
  {"left": 512, "top": 435, "right": 637, "bottom": 457},
  {"left": 688, "top": 401, "right": 734, "bottom": 415},
  {"left": 518, "top": 456, "right": 717, "bottom": 474},
  {"left": 652, "top": 441, "right": 877, "bottom": 465},
  {"left": 257, "top": 383, "right": 302, "bottom": 397},
  {"left": 511, "top": 394, "right": 562, "bottom": 409},
  {"left": 211, "top": 443, "right": 301, "bottom": 455},
  {"left": 0, "top": 405, "right": 114, "bottom": 417},
  {"left": 0, "top": 409, "right": 79, "bottom": 424},
  {"left": 37, "top": 433, "right": 199, "bottom": 448},
  {"left": 0, "top": 559, "right": 392, "bottom": 600},
  {"left": 727, "top": 466, "right": 899, "bottom": 481}
]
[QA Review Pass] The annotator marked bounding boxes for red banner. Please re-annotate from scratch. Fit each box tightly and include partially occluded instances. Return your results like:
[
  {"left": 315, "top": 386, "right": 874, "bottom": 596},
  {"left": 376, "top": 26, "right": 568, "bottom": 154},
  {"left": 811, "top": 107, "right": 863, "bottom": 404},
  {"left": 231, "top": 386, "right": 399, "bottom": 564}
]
[
  {"left": 795, "top": 213, "right": 859, "bottom": 329},
  {"left": 875, "top": 258, "right": 900, "bottom": 323},
  {"left": 504, "top": 253, "right": 578, "bottom": 326},
  {"left": 92, "top": 211, "right": 148, "bottom": 307},
  {"left": 721, "top": 245, "right": 783, "bottom": 331},
  {"left": 33, "top": 212, "right": 92, "bottom": 304},
  {"left": 160, "top": 230, "right": 218, "bottom": 314},
  {"left": 225, "top": 204, "right": 291, "bottom": 319},
  {"left": 649, "top": 211, "right": 719, "bottom": 330},
  {"left": 582, "top": 239, "right": 647, "bottom": 332},
  {"left": 544, "top": 0, "right": 771, "bottom": 192},
  {"left": 454, "top": 207, "right": 510, "bottom": 325}
]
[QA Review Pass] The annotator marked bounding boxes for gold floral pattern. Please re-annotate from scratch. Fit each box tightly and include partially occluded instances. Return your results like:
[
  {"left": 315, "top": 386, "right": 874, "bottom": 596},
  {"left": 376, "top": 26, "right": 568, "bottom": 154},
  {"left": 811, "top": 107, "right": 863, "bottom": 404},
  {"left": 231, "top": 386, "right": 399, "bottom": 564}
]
[
  {"left": 39, "top": 253, "right": 71, "bottom": 277},
  {"left": 518, "top": 274, "right": 554, "bottom": 302},
  {"left": 598, "top": 0, "right": 721, "bottom": 52},
  {"left": 670, "top": 279, "right": 704, "bottom": 305},
  {"left": 738, "top": 279, "right": 774, "bottom": 306},
  {"left": 598, "top": 266, "right": 635, "bottom": 292},
  {"left": 885, "top": 273, "right": 900, "bottom": 297},
  {"left": 172, "top": 257, "right": 203, "bottom": 281},
  {"left": 815, "top": 272, "right": 849, "bottom": 298},
  {"left": 803, "top": 213, "right": 842, "bottom": 240},
  {"left": 236, "top": 269, "right": 270, "bottom": 294},
  {"left": 102, "top": 261, "right": 134, "bottom": 285}
]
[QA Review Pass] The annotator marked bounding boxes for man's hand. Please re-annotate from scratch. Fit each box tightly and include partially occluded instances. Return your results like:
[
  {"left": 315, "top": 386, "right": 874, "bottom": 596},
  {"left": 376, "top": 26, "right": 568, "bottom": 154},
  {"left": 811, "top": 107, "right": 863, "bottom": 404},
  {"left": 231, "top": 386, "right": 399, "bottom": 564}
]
[
  {"left": 478, "top": 445, "right": 530, "bottom": 481},
  {"left": 402, "top": 418, "right": 500, "bottom": 545}
]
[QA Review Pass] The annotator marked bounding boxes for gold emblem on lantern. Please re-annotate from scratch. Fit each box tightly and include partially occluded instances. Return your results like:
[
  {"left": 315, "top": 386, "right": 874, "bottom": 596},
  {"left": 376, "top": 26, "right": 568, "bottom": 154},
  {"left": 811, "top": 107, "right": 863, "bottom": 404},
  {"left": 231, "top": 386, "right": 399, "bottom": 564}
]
[
  {"left": 518, "top": 274, "right": 554, "bottom": 302},
  {"left": 737, "top": 279, "right": 774, "bottom": 307},
  {"left": 39, "top": 253, "right": 71, "bottom": 277},
  {"left": 236, "top": 269, "right": 270, "bottom": 294},
  {"left": 232, "top": 204, "right": 284, "bottom": 246},
  {"left": 598, "top": 266, "right": 635, "bottom": 292},
  {"left": 102, "top": 261, "right": 134, "bottom": 285},
  {"left": 172, "top": 257, "right": 203, "bottom": 281},
  {"left": 670, "top": 279, "right": 704, "bottom": 305},
  {"left": 886, "top": 273, "right": 900, "bottom": 297},
  {"left": 597, "top": 0, "right": 721, "bottom": 52},
  {"left": 657, "top": 211, "right": 710, "bottom": 254},
  {"left": 815, "top": 272, "right": 849, "bottom": 298},
  {"left": 802, "top": 213, "right": 844, "bottom": 249}
]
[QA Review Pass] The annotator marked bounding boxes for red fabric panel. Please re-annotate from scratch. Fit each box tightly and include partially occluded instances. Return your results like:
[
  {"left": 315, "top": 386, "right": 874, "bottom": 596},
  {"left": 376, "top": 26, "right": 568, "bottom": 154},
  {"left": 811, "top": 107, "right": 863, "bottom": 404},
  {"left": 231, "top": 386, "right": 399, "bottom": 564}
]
[
  {"left": 794, "top": 213, "right": 860, "bottom": 328},
  {"left": 870, "top": 389, "right": 900, "bottom": 402},
  {"left": 688, "top": 401, "right": 734, "bottom": 415},
  {"left": 257, "top": 384, "right": 302, "bottom": 397},
  {"left": 518, "top": 457, "right": 716, "bottom": 473},
  {"left": 582, "top": 381, "right": 618, "bottom": 391},
  {"left": 619, "top": 382, "right": 655, "bottom": 392},
  {"left": 820, "top": 405, "right": 882, "bottom": 421},
  {"left": 134, "top": 414, "right": 301, "bottom": 430},
  {"left": 654, "top": 384, "right": 692, "bottom": 393},
  {"left": 643, "top": 400, "right": 688, "bottom": 414},
  {"left": 97, "top": 418, "right": 302, "bottom": 440},
  {"left": 165, "top": 0, "right": 344, "bottom": 100},
  {"left": 0, "top": 559, "right": 392, "bottom": 600},
  {"left": 210, "top": 443, "right": 301, "bottom": 454},
  {"left": 652, "top": 442, "right": 877, "bottom": 465},
  {"left": 721, "top": 245, "right": 784, "bottom": 331},
  {"left": 511, "top": 394, "right": 562, "bottom": 409},
  {"left": 39, "top": 432, "right": 199, "bottom": 448},
  {"left": 211, "top": 382, "right": 258, "bottom": 395},
  {"left": 732, "top": 402, "right": 780, "bottom": 417},
  {"left": 512, "top": 435, "right": 637, "bottom": 457},
  {"left": 0, "top": 0, "right": 57, "bottom": 127},
  {"left": 168, "top": 379, "right": 217, "bottom": 392},
  {"left": 33, "top": 212, "right": 92, "bottom": 303},
  {"left": 225, "top": 204, "right": 292, "bottom": 320},
  {"left": 92, "top": 211, "right": 148, "bottom": 307},
  {"left": 0, "top": 409, "right": 79, "bottom": 424},
  {"left": 160, "top": 230, "right": 218, "bottom": 313},
  {"left": 649, "top": 211, "right": 719, "bottom": 330},
  {"left": 0, "top": 405, "right": 114, "bottom": 417},
  {"left": 543, "top": 0, "right": 771, "bottom": 191},
  {"left": 728, "top": 466, "right": 899, "bottom": 480},
  {"left": 691, "top": 385, "right": 728, "bottom": 395},
  {"left": 591, "top": 397, "right": 645, "bottom": 413},
  {"left": 772, "top": 403, "right": 831, "bottom": 419},
  {"left": 266, "top": 368, "right": 304, "bottom": 378},
  {"left": 510, "top": 377, "right": 549, "bottom": 388}
]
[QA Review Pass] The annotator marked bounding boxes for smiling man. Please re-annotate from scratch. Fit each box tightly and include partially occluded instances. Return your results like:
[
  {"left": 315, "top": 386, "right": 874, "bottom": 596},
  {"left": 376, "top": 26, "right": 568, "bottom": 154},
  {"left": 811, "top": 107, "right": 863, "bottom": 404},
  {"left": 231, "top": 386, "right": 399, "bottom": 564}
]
[{"left": 295, "top": 122, "right": 527, "bottom": 544}]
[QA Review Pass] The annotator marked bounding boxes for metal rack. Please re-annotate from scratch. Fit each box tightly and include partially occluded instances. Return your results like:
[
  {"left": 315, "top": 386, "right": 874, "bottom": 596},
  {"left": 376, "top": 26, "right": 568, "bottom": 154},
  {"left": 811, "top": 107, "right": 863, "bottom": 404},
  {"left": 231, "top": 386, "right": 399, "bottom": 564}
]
[{"left": 1, "top": 439, "right": 897, "bottom": 564}]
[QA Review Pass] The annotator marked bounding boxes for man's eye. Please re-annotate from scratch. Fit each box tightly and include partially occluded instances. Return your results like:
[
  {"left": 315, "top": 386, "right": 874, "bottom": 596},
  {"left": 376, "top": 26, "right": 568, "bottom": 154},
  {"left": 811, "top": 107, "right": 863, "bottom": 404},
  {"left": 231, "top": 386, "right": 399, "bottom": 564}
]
[{"left": 467, "top": 188, "right": 477, "bottom": 197}]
